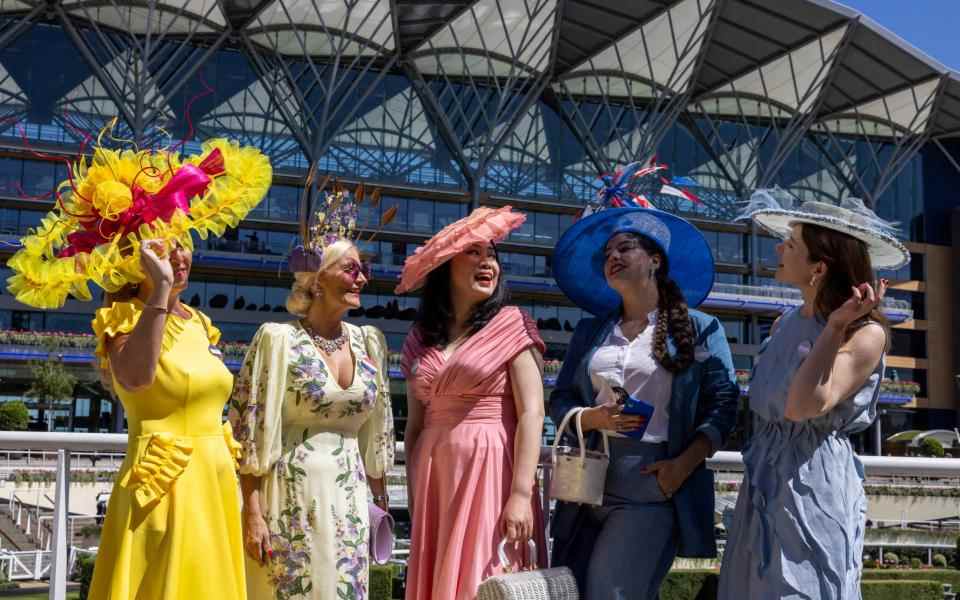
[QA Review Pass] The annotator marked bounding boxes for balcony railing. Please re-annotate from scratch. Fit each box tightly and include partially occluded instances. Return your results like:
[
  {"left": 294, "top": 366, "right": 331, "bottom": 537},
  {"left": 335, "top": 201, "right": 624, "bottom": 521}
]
[{"left": 1, "top": 432, "right": 960, "bottom": 599}]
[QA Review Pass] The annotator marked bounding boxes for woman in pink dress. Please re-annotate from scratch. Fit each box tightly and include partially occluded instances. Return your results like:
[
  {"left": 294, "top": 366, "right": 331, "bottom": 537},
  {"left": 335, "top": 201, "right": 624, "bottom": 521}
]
[{"left": 396, "top": 206, "right": 546, "bottom": 600}]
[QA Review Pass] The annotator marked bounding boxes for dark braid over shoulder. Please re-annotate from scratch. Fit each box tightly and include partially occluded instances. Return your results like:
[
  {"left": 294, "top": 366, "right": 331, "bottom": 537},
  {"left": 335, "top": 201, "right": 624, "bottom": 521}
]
[{"left": 652, "top": 278, "right": 695, "bottom": 373}]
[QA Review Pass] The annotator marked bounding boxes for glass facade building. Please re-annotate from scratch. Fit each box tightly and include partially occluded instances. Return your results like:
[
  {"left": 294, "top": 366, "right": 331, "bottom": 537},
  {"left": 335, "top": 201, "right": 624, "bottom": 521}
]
[{"left": 0, "top": 0, "right": 955, "bottom": 446}]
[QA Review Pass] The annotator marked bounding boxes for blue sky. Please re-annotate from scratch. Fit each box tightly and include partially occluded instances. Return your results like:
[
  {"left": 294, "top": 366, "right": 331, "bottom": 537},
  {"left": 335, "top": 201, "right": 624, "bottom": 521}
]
[{"left": 838, "top": 1, "right": 958, "bottom": 71}]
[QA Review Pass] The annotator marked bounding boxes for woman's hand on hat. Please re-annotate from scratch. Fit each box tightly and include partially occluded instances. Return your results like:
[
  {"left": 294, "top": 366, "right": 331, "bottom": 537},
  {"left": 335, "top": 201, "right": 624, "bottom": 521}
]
[
  {"left": 140, "top": 239, "right": 174, "bottom": 291},
  {"left": 581, "top": 404, "right": 646, "bottom": 433},
  {"left": 828, "top": 279, "right": 888, "bottom": 330}
]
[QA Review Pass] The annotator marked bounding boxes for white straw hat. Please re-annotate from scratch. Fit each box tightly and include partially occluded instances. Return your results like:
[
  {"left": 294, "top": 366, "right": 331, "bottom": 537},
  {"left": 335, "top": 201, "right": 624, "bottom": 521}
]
[{"left": 738, "top": 188, "right": 910, "bottom": 270}]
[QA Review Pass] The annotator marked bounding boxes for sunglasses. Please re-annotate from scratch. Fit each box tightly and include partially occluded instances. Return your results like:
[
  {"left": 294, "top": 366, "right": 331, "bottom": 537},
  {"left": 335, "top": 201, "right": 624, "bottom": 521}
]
[{"left": 342, "top": 259, "right": 371, "bottom": 281}]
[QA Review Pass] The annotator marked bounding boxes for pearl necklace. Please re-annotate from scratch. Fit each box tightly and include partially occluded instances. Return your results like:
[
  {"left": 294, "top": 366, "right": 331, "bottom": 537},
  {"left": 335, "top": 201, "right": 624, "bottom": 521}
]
[{"left": 301, "top": 321, "right": 348, "bottom": 354}]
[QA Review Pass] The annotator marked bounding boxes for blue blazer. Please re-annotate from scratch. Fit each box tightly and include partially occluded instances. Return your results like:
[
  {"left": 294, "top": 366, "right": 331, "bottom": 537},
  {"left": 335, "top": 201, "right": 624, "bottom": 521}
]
[{"left": 549, "top": 309, "right": 739, "bottom": 558}]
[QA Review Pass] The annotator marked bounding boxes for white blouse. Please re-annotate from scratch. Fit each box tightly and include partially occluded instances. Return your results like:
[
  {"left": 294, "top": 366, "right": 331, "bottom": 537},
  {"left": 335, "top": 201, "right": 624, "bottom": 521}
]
[{"left": 588, "top": 311, "right": 673, "bottom": 442}]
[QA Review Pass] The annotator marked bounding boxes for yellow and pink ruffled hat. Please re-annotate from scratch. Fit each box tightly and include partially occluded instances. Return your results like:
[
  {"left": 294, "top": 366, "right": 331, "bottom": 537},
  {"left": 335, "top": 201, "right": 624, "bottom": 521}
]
[{"left": 395, "top": 205, "right": 525, "bottom": 294}]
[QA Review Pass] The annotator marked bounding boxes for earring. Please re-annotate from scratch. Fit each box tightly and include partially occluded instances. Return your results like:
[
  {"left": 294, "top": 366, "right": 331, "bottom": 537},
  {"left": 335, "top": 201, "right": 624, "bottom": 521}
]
[
  {"left": 648, "top": 267, "right": 656, "bottom": 279},
  {"left": 809, "top": 275, "right": 817, "bottom": 288}
]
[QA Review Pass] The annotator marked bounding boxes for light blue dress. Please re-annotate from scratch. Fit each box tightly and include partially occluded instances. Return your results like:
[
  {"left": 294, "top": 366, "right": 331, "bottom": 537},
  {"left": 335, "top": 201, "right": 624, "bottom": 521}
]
[{"left": 718, "top": 307, "right": 883, "bottom": 600}]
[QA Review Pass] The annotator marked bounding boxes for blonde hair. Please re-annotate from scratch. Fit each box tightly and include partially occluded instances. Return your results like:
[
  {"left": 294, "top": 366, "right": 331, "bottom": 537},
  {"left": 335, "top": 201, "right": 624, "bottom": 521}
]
[{"left": 285, "top": 239, "right": 357, "bottom": 317}]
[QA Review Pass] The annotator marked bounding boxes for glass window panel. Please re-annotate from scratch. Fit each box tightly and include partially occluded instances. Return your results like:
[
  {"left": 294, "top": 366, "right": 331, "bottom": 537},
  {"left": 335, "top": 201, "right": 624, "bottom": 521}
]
[
  {"left": 265, "top": 286, "right": 289, "bottom": 312},
  {"left": 0, "top": 158, "right": 22, "bottom": 195},
  {"left": 558, "top": 214, "right": 574, "bottom": 237},
  {"left": 508, "top": 253, "right": 534, "bottom": 276},
  {"left": 534, "top": 212, "right": 558, "bottom": 244},
  {"left": 241, "top": 229, "right": 266, "bottom": 254},
  {"left": 758, "top": 237, "right": 780, "bottom": 268},
  {"left": 533, "top": 255, "right": 549, "bottom": 277},
  {"left": 356, "top": 240, "right": 378, "bottom": 263},
  {"left": 510, "top": 214, "right": 534, "bottom": 242},
  {"left": 45, "top": 312, "right": 91, "bottom": 334},
  {"left": 235, "top": 285, "right": 266, "bottom": 310},
  {"left": 18, "top": 210, "right": 43, "bottom": 234},
  {"left": 205, "top": 282, "right": 235, "bottom": 310},
  {"left": 378, "top": 241, "right": 394, "bottom": 266},
  {"left": 435, "top": 202, "right": 464, "bottom": 228},
  {"left": 383, "top": 197, "right": 408, "bottom": 232},
  {"left": 720, "top": 318, "right": 745, "bottom": 344},
  {"left": 558, "top": 307, "right": 581, "bottom": 331},
  {"left": 11, "top": 311, "right": 42, "bottom": 330},
  {"left": 269, "top": 186, "right": 299, "bottom": 222},
  {"left": 266, "top": 231, "right": 295, "bottom": 256},
  {"left": 408, "top": 199, "right": 434, "bottom": 233},
  {"left": 21, "top": 160, "right": 55, "bottom": 198},
  {"left": 217, "top": 322, "right": 260, "bottom": 343},
  {"left": 715, "top": 272, "right": 742, "bottom": 284},
  {"left": 717, "top": 232, "right": 743, "bottom": 263},
  {"left": 533, "top": 304, "right": 558, "bottom": 320},
  {"left": 0, "top": 208, "right": 16, "bottom": 234},
  {"left": 184, "top": 281, "right": 205, "bottom": 308}
]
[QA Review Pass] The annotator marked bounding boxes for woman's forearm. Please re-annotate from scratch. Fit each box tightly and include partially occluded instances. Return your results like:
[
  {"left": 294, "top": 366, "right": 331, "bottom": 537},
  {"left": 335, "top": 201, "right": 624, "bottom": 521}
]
[
  {"left": 784, "top": 321, "right": 845, "bottom": 421},
  {"left": 239, "top": 474, "right": 264, "bottom": 519},
  {"left": 110, "top": 285, "right": 172, "bottom": 389},
  {"left": 510, "top": 411, "right": 543, "bottom": 498}
]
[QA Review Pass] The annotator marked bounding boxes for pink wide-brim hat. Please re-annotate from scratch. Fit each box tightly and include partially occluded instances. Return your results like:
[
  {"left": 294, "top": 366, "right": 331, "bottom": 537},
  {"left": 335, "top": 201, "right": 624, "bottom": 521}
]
[{"left": 395, "top": 205, "right": 526, "bottom": 294}]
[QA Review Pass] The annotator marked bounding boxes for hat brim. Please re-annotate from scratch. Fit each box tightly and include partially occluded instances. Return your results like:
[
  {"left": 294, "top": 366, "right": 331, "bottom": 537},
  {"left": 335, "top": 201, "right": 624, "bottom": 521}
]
[
  {"left": 553, "top": 208, "right": 715, "bottom": 316},
  {"left": 751, "top": 210, "right": 910, "bottom": 270}
]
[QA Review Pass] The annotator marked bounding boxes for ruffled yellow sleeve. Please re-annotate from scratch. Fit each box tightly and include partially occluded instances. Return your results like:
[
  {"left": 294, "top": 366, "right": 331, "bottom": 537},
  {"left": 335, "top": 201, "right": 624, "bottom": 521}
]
[
  {"left": 359, "top": 325, "right": 395, "bottom": 479},
  {"left": 195, "top": 309, "right": 222, "bottom": 346},
  {"left": 91, "top": 301, "right": 142, "bottom": 370}
]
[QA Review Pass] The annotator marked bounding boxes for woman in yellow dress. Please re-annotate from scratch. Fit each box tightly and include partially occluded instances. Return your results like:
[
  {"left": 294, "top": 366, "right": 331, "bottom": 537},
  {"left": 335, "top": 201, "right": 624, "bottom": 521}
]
[
  {"left": 89, "top": 239, "right": 246, "bottom": 599},
  {"left": 5, "top": 134, "right": 271, "bottom": 599}
]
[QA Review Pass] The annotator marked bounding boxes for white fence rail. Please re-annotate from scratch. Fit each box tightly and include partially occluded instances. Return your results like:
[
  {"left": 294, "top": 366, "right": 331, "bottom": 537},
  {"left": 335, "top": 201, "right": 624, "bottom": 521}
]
[{"left": 2, "top": 433, "right": 960, "bottom": 600}]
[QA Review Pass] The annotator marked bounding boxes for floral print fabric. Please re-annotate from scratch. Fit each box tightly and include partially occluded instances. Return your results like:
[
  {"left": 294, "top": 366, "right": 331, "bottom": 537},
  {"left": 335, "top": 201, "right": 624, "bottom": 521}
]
[{"left": 229, "top": 321, "right": 395, "bottom": 600}]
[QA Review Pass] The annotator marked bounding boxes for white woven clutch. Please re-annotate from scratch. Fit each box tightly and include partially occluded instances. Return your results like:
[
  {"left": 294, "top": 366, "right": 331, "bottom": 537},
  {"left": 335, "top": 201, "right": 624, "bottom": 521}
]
[{"left": 476, "top": 539, "right": 579, "bottom": 600}]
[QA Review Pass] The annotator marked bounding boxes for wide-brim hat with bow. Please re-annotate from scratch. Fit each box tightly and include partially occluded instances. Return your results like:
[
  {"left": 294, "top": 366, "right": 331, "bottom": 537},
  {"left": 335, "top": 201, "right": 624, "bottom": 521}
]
[{"left": 7, "top": 131, "right": 272, "bottom": 309}]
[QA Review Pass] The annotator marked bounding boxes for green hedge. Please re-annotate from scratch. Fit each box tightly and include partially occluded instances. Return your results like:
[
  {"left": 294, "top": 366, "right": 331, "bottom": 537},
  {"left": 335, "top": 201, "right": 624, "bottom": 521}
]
[
  {"left": 862, "top": 568, "right": 960, "bottom": 588},
  {"left": 658, "top": 571, "right": 952, "bottom": 600},
  {"left": 75, "top": 554, "right": 96, "bottom": 600},
  {"left": 659, "top": 571, "right": 718, "bottom": 600},
  {"left": 861, "top": 580, "right": 943, "bottom": 600},
  {"left": 370, "top": 564, "right": 397, "bottom": 600}
]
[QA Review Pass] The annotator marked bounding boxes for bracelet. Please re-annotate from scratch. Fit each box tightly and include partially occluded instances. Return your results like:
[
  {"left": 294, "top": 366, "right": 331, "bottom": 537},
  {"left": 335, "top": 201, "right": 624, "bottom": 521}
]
[
  {"left": 371, "top": 494, "right": 388, "bottom": 504},
  {"left": 143, "top": 303, "right": 168, "bottom": 314}
]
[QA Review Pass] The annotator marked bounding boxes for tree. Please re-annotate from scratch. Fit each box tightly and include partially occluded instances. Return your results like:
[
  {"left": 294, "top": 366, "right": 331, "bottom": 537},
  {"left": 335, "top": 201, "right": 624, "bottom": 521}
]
[
  {"left": 25, "top": 356, "right": 77, "bottom": 431},
  {"left": 0, "top": 401, "right": 29, "bottom": 430}
]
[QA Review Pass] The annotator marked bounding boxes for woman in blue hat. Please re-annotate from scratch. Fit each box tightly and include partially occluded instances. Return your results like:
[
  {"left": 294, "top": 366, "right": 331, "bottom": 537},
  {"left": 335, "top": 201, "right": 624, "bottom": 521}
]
[{"left": 549, "top": 171, "right": 739, "bottom": 600}]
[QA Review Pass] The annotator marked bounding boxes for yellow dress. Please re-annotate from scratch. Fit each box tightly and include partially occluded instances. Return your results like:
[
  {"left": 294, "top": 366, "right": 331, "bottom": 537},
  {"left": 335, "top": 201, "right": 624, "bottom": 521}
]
[{"left": 88, "top": 299, "right": 246, "bottom": 600}]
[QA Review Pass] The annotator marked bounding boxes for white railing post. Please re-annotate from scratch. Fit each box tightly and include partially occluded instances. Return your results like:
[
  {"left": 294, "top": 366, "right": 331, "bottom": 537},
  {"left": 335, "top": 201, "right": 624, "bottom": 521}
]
[{"left": 48, "top": 449, "right": 70, "bottom": 600}]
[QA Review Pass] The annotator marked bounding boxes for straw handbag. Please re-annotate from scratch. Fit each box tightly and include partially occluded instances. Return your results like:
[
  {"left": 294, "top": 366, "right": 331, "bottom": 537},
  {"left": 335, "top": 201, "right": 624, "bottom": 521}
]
[
  {"left": 548, "top": 407, "right": 609, "bottom": 506},
  {"left": 476, "top": 539, "right": 578, "bottom": 600}
]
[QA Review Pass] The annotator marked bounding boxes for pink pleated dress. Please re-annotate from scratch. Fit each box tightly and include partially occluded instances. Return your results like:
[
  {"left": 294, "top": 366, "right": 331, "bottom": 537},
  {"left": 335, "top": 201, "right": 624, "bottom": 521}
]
[{"left": 402, "top": 306, "right": 547, "bottom": 600}]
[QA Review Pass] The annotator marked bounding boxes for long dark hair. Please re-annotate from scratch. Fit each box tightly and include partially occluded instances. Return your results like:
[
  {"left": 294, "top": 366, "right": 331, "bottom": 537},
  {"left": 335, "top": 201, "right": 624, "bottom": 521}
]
[
  {"left": 801, "top": 223, "right": 890, "bottom": 347},
  {"left": 415, "top": 247, "right": 510, "bottom": 348},
  {"left": 618, "top": 232, "right": 695, "bottom": 373}
]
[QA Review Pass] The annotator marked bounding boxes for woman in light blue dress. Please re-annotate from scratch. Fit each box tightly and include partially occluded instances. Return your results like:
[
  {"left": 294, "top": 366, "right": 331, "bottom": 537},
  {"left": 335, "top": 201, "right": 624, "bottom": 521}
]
[{"left": 719, "top": 191, "right": 911, "bottom": 599}]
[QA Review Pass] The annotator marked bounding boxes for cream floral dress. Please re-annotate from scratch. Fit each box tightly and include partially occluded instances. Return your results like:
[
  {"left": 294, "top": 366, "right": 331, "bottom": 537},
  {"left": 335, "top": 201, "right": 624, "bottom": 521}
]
[{"left": 229, "top": 321, "right": 394, "bottom": 600}]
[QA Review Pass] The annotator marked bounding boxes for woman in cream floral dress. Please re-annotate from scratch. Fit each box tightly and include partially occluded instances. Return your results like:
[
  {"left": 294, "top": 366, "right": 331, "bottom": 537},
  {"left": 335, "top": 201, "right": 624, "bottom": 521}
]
[{"left": 229, "top": 237, "right": 394, "bottom": 600}]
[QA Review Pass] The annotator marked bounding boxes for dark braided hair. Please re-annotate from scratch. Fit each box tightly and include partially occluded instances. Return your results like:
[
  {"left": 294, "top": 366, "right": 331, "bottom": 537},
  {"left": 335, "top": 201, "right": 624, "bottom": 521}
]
[{"left": 619, "top": 232, "right": 695, "bottom": 373}]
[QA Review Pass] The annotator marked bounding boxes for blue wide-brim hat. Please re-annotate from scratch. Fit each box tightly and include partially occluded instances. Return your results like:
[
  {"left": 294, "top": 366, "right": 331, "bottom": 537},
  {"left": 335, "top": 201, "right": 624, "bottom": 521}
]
[{"left": 553, "top": 207, "right": 715, "bottom": 316}]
